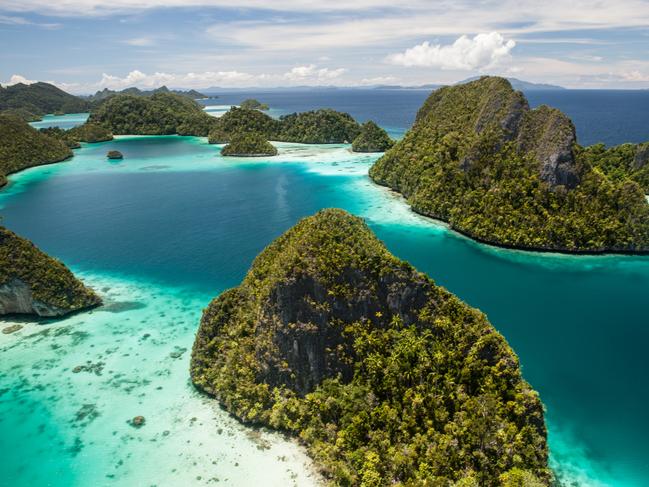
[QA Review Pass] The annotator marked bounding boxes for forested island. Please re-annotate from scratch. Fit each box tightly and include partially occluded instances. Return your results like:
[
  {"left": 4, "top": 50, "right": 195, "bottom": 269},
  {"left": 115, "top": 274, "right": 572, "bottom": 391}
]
[
  {"left": 221, "top": 132, "right": 277, "bottom": 156},
  {"left": 239, "top": 98, "right": 269, "bottom": 110},
  {"left": 0, "top": 114, "right": 114, "bottom": 188},
  {"left": 369, "top": 76, "right": 649, "bottom": 253},
  {"left": 0, "top": 82, "right": 89, "bottom": 121},
  {"left": 191, "top": 208, "right": 550, "bottom": 486},
  {"left": 0, "top": 226, "right": 101, "bottom": 317},
  {"left": 87, "top": 85, "right": 208, "bottom": 103},
  {"left": 0, "top": 114, "right": 73, "bottom": 187}
]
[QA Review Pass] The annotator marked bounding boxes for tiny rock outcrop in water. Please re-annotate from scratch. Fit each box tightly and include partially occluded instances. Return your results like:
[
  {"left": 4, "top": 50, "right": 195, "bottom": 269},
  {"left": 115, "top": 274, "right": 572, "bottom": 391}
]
[
  {"left": 0, "top": 226, "right": 101, "bottom": 317},
  {"left": 107, "top": 150, "right": 123, "bottom": 160},
  {"left": 191, "top": 208, "right": 550, "bottom": 485}
]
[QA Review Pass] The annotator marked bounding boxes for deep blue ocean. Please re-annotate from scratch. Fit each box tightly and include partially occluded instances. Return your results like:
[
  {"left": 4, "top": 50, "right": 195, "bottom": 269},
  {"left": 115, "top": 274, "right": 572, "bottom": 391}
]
[
  {"left": 1, "top": 88, "right": 649, "bottom": 486},
  {"left": 204, "top": 88, "right": 649, "bottom": 146}
]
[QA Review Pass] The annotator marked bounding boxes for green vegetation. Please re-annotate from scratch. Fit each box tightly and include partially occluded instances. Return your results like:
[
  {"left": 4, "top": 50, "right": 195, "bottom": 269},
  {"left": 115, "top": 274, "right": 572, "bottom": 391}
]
[
  {"left": 369, "top": 76, "right": 649, "bottom": 252},
  {"left": 240, "top": 98, "right": 269, "bottom": 110},
  {"left": 221, "top": 132, "right": 277, "bottom": 156},
  {"left": 0, "top": 82, "right": 89, "bottom": 117},
  {"left": 107, "top": 150, "right": 123, "bottom": 160},
  {"left": 191, "top": 209, "right": 550, "bottom": 486},
  {"left": 0, "top": 114, "right": 72, "bottom": 187},
  {"left": 89, "top": 92, "right": 217, "bottom": 136},
  {"left": 583, "top": 142, "right": 649, "bottom": 194},
  {"left": 68, "top": 122, "right": 113, "bottom": 143},
  {"left": 207, "top": 107, "right": 364, "bottom": 145},
  {"left": 208, "top": 107, "right": 279, "bottom": 143},
  {"left": 39, "top": 122, "right": 113, "bottom": 149},
  {"left": 351, "top": 121, "right": 394, "bottom": 152},
  {"left": 276, "top": 109, "right": 361, "bottom": 143},
  {"left": 0, "top": 107, "right": 42, "bottom": 122},
  {"left": 0, "top": 226, "right": 101, "bottom": 316},
  {"left": 87, "top": 85, "right": 207, "bottom": 104}
]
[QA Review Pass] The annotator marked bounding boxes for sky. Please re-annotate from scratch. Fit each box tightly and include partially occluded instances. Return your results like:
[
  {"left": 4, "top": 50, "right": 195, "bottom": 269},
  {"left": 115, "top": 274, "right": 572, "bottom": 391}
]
[{"left": 1, "top": 0, "right": 649, "bottom": 93}]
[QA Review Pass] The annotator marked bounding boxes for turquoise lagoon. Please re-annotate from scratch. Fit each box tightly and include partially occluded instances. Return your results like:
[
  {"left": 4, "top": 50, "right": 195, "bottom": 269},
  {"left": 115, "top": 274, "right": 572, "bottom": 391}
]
[
  {"left": 1, "top": 136, "right": 649, "bottom": 486},
  {"left": 30, "top": 112, "right": 90, "bottom": 130}
]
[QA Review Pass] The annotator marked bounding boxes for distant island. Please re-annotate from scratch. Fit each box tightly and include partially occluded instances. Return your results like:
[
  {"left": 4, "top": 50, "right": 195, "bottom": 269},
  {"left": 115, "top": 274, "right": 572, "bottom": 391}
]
[
  {"left": 239, "top": 98, "right": 269, "bottom": 110},
  {"left": 89, "top": 94, "right": 394, "bottom": 150},
  {"left": 0, "top": 226, "right": 101, "bottom": 317},
  {"left": 191, "top": 208, "right": 550, "bottom": 486},
  {"left": 86, "top": 85, "right": 208, "bottom": 103},
  {"left": 369, "top": 76, "right": 649, "bottom": 253},
  {"left": 0, "top": 82, "right": 90, "bottom": 121}
]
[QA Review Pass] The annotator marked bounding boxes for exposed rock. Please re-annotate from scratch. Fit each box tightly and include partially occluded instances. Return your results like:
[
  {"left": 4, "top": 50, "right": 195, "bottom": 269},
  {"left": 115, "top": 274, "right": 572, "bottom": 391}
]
[
  {"left": 2, "top": 324, "right": 23, "bottom": 334},
  {"left": 517, "top": 105, "right": 579, "bottom": 188},
  {"left": 191, "top": 209, "right": 549, "bottom": 485},
  {"left": 0, "top": 226, "right": 101, "bottom": 317},
  {"left": 130, "top": 415, "right": 145, "bottom": 428},
  {"left": 107, "top": 150, "right": 123, "bottom": 160},
  {"left": 634, "top": 142, "right": 649, "bottom": 170}
]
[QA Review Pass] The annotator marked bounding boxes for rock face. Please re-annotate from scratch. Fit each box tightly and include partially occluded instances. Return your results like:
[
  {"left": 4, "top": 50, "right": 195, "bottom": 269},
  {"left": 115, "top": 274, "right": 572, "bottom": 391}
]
[
  {"left": 191, "top": 209, "right": 549, "bottom": 485},
  {"left": 0, "top": 226, "right": 101, "bottom": 317},
  {"left": 369, "top": 76, "right": 649, "bottom": 252},
  {"left": 107, "top": 150, "right": 124, "bottom": 160},
  {"left": 634, "top": 142, "right": 649, "bottom": 170},
  {"left": 517, "top": 105, "right": 578, "bottom": 188}
]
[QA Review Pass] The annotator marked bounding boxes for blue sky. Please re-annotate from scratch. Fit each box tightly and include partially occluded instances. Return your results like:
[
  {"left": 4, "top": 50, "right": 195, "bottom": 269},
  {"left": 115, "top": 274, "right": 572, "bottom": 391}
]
[{"left": 1, "top": 0, "right": 649, "bottom": 92}]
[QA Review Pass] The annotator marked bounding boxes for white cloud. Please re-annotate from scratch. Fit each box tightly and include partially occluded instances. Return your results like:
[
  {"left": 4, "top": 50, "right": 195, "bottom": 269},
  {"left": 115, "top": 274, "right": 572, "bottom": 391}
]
[
  {"left": 123, "top": 37, "right": 156, "bottom": 47},
  {"left": 387, "top": 32, "right": 515, "bottom": 70},
  {"left": 284, "top": 65, "right": 346, "bottom": 82},
  {"left": 2, "top": 74, "right": 38, "bottom": 85},
  {"left": 96, "top": 69, "right": 256, "bottom": 90},
  {"left": 0, "top": 14, "right": 60, "bottom": 28}
]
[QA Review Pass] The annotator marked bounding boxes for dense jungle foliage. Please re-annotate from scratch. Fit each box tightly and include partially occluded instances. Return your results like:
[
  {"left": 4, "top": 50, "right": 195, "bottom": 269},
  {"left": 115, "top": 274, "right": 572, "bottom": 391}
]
[
  {"left": 191, "top": 209, "right": 550, "bottom": 486},
  {"left": 0, "top": 226, "right": 101, "bottom": 313},
  {"left": 0, "top": 82, "right": 89, "bottom": 117},
  {"left": 0, "top": 114, "right": 72, "bottom": 187},
  {"left": 351, "top": 121, "right": 394, "bottom": 152},
  {"left": 221, "top": 131, "right": 277, "bottom": 156},
  {"left": 369, "top": 77, "right": 649, "bottom": 252}
]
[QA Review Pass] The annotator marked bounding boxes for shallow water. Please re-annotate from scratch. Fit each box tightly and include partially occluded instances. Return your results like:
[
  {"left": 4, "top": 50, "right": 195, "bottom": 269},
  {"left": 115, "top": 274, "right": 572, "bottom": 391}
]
[
  {"left": 1, "top": 135, "right": 649, "bottom": 486},
  {"left": 30, "top": 112, "right": 90, "bottom": 130}
]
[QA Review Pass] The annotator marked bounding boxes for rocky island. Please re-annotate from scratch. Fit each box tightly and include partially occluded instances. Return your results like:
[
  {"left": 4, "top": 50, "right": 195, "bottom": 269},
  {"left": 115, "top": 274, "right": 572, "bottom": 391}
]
[
  {"left": 191, "top": 208, "right": 549, "bottom": 486},
  {"left": 0, "top": 226, "right": 101, "bottom": 317},
  {"left": 0, "top": 81, "right": 89, "bottom": 121},
  {"left": 107, "top": 150, "right": 124, "bottom": 160},
  {"left": 0, "top": 114, "right": 72, "bottom": 188},
  {"left": 221, "top": 132, "right": 277, "bottom": 156},
  {"left": 239, "top": 98, "right": 269, "bottom": 110},
  {"left": 88, "top": 92, "right": 217, "bottom": 137},
  {"left": 351, "top": 121, "right": 394, "bottom": 152},
  {"left": 369, "top": 76, "right": 649, "bottom": 253}
]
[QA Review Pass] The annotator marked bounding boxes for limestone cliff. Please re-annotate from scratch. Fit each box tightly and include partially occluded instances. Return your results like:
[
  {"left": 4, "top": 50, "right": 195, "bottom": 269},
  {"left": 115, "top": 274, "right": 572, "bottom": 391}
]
[
  {"left": 191, "top": 209, "right": 550, "bottom": 485},
  {"left": 0, "top": 227, "right": 101, "bottom": 317}
]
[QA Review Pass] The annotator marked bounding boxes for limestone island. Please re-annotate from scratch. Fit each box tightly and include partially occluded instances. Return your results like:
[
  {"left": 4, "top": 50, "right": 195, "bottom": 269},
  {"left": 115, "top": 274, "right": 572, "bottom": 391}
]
[
  {"left": 0, "top": 114, "right": 72, "bottom": 188},
  {"left": 221, "top": 132, "right": 277, "bottom": 157},
  {"left": 0, "top": 226, "right": 101, "bottom": 317},
  {"left": 191, "top": 209, "right": 549, "bottom": 486},
  {"left": 351, "top": 121, "right": 394, "bottom": 152},
  {"left": 369, "top": 76, "right": 649, "bottom": 253},
  {"left": 107, "top": 150, "right": 124, "bottom": 160},
  {"left": 239, "top": 98, "right": 269, "bottom": 111}
]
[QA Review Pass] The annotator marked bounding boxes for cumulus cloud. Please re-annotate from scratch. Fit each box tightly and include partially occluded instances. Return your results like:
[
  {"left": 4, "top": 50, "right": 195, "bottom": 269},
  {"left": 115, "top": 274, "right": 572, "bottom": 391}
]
[
  {"left": 97, "top": 69, "right": 255, "bottom": 90},
  {"left": 284, "top": 65, "right": 346, "bottom": 81},
  {"left": 123, "top": 37, "right": 156, "bottom": 46},
  {"left": 387, "top": 32, "right": 515, "bottom": 70},
  {"left": 2, "top": 74, "right": 38, "bottom": 85}
]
